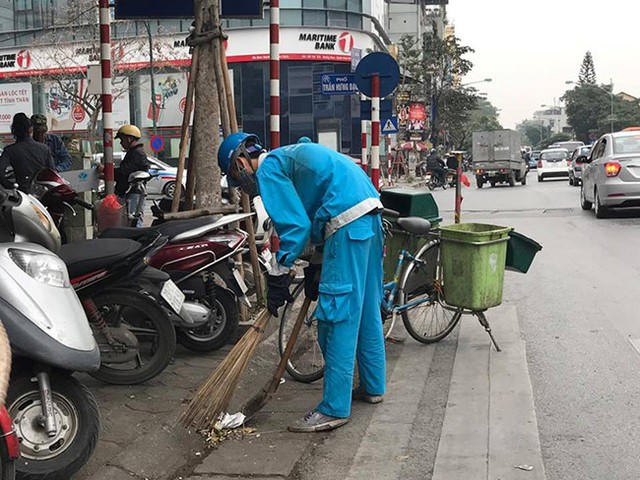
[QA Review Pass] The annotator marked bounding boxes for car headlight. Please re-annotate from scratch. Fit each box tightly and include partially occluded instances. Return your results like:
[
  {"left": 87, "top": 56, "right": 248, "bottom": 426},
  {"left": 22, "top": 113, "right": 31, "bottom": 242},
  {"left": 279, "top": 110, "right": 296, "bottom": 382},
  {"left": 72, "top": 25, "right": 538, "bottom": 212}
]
[{"left": 9, "top": 249, "right": 70, "bottom": 288}]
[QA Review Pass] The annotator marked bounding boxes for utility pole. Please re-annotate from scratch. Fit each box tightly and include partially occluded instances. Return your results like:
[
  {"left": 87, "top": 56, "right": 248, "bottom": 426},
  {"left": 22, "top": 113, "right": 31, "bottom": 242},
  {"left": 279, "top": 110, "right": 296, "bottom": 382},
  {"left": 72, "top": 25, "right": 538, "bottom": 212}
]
[{"left": 145, "top": 21, "right": 158, "bottom": 135}]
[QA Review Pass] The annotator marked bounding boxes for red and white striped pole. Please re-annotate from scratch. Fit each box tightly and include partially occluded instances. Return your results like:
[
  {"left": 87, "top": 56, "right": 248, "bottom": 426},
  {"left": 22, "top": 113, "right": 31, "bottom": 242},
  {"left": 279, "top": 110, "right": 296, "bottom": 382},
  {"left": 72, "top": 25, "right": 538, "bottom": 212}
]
[
  {"left": 370, "top": 74, "right": 380, "bottom": 190},
  {"left": 360, "top": 94, "right": 368, "bottom": 172},
  {"left": 99, "top": 0, "right": 114, "bottom": 194},
  {"left": 269, "top": 0, "right": 280, "bottom": 149}
]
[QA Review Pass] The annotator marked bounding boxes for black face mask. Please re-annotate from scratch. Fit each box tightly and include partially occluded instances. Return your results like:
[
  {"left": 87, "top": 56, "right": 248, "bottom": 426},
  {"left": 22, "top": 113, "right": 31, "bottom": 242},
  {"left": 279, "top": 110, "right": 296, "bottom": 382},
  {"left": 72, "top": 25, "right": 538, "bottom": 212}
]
[{"left": 238, "top": 170, "right": 259, "bottom": 198}]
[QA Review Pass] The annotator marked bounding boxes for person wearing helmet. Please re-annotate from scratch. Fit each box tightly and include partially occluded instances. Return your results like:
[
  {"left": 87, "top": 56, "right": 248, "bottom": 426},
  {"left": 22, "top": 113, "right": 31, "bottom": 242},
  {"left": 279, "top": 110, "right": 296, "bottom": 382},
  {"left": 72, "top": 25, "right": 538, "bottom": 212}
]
[
  {"left": 218, "top": 133, "right": 386, "bottom": 433},
  {"left": 426, "top": 147, "right": 445, "bottom": 184},
  {"left": 114, "top": 124, "right": 149, "bottom": 227},
  {"left": 0, "top": 113, "right": 54, "bottom": 192},
  {"left": 31, "top": 114, "right": 72, "bottom": 172}
]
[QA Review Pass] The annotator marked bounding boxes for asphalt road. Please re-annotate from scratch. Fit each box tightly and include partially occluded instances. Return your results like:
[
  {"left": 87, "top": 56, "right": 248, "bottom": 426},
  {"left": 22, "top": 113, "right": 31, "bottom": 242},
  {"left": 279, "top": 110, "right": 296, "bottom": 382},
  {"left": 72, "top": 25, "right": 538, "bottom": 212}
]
[{"left": 430, "top": 173, "right": 640, "bottom": 480}]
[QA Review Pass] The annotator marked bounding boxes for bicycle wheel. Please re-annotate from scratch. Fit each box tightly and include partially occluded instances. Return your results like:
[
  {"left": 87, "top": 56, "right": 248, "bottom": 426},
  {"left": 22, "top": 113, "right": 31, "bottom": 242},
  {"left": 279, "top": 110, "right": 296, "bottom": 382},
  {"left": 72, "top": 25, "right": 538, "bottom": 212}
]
[
  {"left": 278, "top": 281, "right": 324, "bottom": 383},
  {"left": 399, "top": 239, "right": 463, "bottom": 343}
]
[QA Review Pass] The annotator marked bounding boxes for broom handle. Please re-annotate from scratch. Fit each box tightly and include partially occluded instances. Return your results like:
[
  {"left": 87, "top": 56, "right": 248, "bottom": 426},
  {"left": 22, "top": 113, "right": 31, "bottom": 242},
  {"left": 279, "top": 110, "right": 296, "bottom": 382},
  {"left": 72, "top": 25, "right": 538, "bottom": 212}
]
[{"left": 267, "top": 295, "right": 313, "bottom": 396}]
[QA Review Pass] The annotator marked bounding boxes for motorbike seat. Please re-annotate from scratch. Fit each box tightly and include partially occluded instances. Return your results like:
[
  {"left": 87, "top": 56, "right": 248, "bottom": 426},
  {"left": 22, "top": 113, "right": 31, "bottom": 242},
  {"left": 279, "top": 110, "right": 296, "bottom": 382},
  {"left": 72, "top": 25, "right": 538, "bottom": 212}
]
[
  {"left": 59, "top": 239, "right": 142, "bottom": 279},
  {"left": 397, "top": 217, "right": 431, "bottom": 236},
  {"left": 100, "top": 215, "right": 222, "bottom": 243}
]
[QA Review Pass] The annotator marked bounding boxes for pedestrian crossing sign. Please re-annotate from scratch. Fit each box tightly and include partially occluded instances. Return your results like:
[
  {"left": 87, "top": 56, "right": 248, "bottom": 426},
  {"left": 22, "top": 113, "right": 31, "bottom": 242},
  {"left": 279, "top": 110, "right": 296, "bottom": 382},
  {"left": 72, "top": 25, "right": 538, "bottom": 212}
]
[{"left": 381, "top": 116, "right": 399, "bottom": 134}]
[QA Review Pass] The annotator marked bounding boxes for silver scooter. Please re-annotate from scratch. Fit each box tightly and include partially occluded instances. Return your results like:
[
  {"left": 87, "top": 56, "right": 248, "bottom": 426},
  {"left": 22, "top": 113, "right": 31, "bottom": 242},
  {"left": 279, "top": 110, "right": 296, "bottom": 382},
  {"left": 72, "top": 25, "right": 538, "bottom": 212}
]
[{"left": 0, "top": 187, "right": 101, "bottom": 479}]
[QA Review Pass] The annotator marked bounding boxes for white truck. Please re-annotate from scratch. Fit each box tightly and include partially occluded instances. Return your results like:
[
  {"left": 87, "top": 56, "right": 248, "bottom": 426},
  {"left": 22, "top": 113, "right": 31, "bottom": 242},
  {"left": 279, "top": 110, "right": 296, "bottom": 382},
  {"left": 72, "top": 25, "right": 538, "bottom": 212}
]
[{"left": 472, "top": 129, "right": 528, "bottom": 188}]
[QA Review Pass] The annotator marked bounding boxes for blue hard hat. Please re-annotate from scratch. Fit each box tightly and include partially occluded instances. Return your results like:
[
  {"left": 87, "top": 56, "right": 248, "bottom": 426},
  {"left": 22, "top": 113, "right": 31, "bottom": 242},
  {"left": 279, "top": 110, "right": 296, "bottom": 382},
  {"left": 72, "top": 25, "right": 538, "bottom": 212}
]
[{"left": 217, "top": 132, "right": 263, "bottom": 185}]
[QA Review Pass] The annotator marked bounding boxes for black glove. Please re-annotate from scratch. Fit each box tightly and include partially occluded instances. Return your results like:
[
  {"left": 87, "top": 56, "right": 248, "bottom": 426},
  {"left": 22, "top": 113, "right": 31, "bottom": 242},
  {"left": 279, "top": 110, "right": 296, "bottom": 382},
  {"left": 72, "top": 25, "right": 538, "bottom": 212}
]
[
  {"left": 266, "top": 273, "right": 294, "bottom": 317},
  {"left": 303, "top": 263, "right": 321, "bottom": 301}
]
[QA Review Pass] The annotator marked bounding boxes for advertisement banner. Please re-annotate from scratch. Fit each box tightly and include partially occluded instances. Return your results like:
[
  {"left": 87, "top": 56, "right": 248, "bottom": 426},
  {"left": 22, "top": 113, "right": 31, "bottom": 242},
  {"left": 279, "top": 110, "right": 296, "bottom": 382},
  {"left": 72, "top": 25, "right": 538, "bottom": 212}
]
[
  {"left": 408, "top": 102, "right": 426, "bottom": 133},
  {"left": 396, "top": 91, "right": 411, "bottom": 130},
  {"left": 0, "top": 82, "right": 33, "bottom": 133},
  {"left": 138, "top": 72, "right": 189, "bottom": 128},
  {"left": 44, "top": 78, "right": 130, "bottom": 132}
]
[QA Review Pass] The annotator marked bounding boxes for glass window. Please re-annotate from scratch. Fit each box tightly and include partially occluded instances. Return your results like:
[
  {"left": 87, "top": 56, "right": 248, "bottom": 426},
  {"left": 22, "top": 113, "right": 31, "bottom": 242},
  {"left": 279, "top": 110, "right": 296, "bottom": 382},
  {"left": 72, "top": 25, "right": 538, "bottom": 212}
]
[
  {"left": 281, "top": 9, "right": 302, "bottom": 26},
  {"left": 328, "top": 11, "right": 347, "bottom": 27},
  {"left": 251, "top": 14, "right": 268, "bottom": 27},
  {"left": 347, "top": 13, "right": 361, "bottom": 29},
  {"left": 327, "top": 0, "right": 347, "bottom": 9},
  {"left": 303, "top": 10, "right": 326, "bottom": 26},
  {"left": 347, "top": 0, "right": 361, "bottom": 11},
  {"left": 280, "top": 0, "right": 302, "bottom": 6},
  {"left": 227, "top": 18, "right": 251, "bottom": 28},
  {"left": 303, "top": 0, "right": 324, "bottom": 7}
]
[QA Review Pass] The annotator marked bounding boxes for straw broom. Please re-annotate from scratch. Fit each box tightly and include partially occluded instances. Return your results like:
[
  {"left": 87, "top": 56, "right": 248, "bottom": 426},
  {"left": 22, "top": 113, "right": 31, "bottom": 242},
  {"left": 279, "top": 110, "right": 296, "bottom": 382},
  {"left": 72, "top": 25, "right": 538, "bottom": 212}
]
[{"left": 180, "top": 308, "right": 272, "bottom": 430}]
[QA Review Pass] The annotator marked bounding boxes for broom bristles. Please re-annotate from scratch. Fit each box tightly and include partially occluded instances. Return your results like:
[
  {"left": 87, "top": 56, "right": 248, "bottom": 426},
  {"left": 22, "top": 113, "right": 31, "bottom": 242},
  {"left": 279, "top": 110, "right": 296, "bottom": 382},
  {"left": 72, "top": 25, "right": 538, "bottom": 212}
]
[{"left": 181, "top": 308, "right": 272, "bottom": 430}]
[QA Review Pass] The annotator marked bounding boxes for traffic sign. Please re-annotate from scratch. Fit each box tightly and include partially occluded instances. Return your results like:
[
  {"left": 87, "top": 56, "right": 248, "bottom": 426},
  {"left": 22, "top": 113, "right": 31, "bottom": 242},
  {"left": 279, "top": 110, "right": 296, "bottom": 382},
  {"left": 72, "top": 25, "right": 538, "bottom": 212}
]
[
  {"left": 381, "top": 117, "right": 399, "bottom": 134},
  {"left": 321, "top": 74, "right": 358, "bottom": 96},
  {"left": 354, "top": 52, "right": 400, "bottom": 98},
  {"left": 360, "top": 99, "right": 393, "bottom": 119},
  {"left": 150, "top": 134, "right": 165, "bottom": 153}
]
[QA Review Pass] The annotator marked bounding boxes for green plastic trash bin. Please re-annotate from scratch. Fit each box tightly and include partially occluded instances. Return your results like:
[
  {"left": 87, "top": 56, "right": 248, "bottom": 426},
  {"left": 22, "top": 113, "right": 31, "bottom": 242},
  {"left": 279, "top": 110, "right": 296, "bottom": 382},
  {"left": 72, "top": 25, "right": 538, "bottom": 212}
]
[
  {"left": 439, "top": 223, "right": 513, "bottom": 311},
  {"left": 506, "top": 231, "right": 542, "bottom": 273}
]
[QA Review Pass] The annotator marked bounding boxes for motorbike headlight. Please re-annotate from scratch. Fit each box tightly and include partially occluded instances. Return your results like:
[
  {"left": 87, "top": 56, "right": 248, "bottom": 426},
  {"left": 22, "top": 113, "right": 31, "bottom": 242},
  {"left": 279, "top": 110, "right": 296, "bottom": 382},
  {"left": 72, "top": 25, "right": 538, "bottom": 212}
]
[{"left": 9, "top": 249, "right": 70, "bottom": 288}]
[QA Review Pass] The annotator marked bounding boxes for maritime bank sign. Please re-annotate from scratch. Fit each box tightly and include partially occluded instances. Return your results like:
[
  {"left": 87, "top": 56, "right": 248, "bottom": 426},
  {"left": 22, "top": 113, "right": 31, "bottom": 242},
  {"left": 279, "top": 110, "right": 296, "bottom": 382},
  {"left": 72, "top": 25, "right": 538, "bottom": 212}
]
[{"left": 298, "top": 32, "right": 355, "bottom": 53}]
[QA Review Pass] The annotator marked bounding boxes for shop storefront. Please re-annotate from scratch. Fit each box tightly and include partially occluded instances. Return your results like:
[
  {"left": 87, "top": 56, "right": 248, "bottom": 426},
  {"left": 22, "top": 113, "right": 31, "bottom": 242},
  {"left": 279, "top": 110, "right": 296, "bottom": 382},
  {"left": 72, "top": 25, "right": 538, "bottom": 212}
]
[{"left": 0, "top": 25, "right": 386, "bottom": 157}]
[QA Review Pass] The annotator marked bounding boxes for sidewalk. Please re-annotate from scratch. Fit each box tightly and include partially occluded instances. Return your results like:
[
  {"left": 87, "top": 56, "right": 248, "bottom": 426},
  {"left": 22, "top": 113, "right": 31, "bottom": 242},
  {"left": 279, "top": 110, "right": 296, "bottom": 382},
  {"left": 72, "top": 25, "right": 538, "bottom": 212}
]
[{"left": 76, "top": 305, "right": 546, "bottom": 480}]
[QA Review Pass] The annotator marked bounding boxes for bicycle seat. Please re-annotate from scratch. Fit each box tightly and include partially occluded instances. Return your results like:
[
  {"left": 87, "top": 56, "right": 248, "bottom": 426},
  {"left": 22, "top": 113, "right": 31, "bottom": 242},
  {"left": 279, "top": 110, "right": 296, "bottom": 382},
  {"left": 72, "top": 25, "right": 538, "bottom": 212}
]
[{"left": 397, "top": 217, "right": 431, "bottom": 236}]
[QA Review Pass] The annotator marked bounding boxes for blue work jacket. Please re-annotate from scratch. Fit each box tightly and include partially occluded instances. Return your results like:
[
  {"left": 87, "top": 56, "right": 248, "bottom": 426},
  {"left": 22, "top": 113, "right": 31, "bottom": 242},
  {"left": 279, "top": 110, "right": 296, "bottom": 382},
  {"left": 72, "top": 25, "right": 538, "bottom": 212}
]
[{"left": 256, "top": 143, "right": 382, "bottom": 268}]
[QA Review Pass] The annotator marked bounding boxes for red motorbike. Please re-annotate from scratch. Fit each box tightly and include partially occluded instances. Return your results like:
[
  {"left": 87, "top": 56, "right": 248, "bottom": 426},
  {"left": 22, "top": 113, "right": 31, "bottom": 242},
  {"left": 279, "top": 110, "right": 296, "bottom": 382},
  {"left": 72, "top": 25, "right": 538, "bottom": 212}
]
[{"left": 34, "top": 168, "right": 252, "bottom": 352}]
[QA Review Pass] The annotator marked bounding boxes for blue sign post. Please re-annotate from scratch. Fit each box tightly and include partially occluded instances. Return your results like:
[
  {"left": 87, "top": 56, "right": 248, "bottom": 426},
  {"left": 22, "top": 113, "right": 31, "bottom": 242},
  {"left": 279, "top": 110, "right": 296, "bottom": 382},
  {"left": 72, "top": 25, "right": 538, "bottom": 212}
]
[
  {"left": 321, "top": 74, "right": 359, "bottom": 96},
  {"left": 150, "top": 135, "right": 165, "bottom": 153}
]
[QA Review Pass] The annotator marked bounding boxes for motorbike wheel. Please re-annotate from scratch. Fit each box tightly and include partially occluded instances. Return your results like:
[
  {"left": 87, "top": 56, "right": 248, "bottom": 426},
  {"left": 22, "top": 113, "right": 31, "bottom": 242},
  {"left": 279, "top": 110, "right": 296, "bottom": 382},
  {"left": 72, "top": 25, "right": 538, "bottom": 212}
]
[
  {"left": 0, "top": 433, "right": 15, "bottom": 480},
  {"left": 177, "top": 286, "right": 239, "bottom": 352},
  {"left": 7, "top": 373, "right": 99, "bottom": 480},
  {"left": 89, "top": 289, "right": 176, "bottom": 385}
]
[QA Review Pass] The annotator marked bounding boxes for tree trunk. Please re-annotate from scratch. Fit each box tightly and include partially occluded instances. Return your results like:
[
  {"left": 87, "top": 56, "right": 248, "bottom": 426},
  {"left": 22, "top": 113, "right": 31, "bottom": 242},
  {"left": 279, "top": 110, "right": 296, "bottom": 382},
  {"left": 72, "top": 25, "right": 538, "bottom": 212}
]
[{"left": 191, "top": 0, "right": 222, "bottom": 209}]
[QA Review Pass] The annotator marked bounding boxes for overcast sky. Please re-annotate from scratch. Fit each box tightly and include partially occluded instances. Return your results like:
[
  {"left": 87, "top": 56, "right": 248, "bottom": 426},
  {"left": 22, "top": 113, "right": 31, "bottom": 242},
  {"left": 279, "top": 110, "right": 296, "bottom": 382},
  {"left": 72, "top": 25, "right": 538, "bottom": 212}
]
[{"left": 447, "top": 0, "right": 639, "bottom": 129}]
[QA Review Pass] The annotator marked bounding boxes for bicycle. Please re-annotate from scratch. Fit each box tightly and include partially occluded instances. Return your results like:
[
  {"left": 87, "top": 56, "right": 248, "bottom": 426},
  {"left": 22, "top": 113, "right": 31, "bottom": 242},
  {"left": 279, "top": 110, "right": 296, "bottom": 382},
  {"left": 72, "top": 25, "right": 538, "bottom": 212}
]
[{"left": 278, "top": 211, "right": 499, "bottom": 384}]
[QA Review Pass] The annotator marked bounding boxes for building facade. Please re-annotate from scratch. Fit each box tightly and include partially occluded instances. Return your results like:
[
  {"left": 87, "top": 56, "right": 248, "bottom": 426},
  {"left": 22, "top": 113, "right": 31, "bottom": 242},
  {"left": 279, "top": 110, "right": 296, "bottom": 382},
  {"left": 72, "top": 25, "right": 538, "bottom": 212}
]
[{"left": 0, "top": 0, "right": 447, "bottom": 158}]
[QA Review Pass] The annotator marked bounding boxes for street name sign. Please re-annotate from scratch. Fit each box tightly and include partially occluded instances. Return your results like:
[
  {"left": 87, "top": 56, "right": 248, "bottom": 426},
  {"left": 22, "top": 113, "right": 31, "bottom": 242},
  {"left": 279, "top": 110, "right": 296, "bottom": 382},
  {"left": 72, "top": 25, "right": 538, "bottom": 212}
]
[{"left": 321, "top": 74, "right": 358, "bottom": 96}]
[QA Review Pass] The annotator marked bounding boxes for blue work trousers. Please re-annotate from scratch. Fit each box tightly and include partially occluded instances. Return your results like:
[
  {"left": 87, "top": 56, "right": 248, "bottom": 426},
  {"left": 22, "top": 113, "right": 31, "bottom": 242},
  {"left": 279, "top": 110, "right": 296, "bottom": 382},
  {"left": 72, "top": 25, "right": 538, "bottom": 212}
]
[{"left": 316, "top": 213, "right": 386, "bottom": 418}]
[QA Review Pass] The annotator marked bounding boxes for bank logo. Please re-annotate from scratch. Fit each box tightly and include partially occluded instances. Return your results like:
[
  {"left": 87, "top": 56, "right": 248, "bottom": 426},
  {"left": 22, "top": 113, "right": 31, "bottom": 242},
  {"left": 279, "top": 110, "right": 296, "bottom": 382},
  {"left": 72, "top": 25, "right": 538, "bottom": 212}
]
[
  {"left": 338, "top": 32, "right": 354, "bottom": 53},
  {"left": 16, "top": 50, "right": 31, "bottom": 69}
]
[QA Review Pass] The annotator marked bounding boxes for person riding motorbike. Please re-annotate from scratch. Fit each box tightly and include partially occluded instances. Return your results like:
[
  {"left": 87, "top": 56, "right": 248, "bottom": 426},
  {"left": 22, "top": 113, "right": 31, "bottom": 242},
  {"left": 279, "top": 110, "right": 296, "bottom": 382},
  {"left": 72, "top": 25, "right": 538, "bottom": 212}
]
[
  {"left": 218, "top": 133, "right": 386, "bottom": 433},
  {"left": 426, "top": 148, "right": 446, "bottom": 185}
]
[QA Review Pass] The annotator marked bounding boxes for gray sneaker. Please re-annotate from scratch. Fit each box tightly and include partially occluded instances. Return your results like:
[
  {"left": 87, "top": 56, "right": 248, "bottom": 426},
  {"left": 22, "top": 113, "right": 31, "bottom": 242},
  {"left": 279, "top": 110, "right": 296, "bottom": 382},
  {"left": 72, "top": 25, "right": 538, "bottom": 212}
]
[
  {"left": 352, "top": 388, "right": 384, "bottom": 404},
  {"left": 288, "top": 410, "right": 350, "bottom": 433}
]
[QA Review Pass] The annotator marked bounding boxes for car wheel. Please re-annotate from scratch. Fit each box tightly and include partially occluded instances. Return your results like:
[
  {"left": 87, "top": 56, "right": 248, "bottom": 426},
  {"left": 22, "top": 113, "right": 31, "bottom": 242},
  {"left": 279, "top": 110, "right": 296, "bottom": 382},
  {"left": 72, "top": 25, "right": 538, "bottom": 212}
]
[
  {"left": 537, "top": 175, "right": 543, "bottom": 182},
  {"left": 580, "top": 183, "right": 592, "bottom": 210},
  {"left": 594, "top": 188, "right": 608, "bottom": 219},
  {"left": 162, "top": 181, "right": 176, "bottom": 198}
]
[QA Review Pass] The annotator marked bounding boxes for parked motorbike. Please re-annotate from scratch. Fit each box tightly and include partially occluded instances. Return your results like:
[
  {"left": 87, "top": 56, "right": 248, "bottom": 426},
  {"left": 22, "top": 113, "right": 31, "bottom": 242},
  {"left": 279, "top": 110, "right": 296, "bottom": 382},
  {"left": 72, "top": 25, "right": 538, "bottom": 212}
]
[
  {"left": 425, "top": 169, "right": 449, "bottom": 190},
  {"left": 32, "top": 169, "right": 180, "bottom": 384},
  {"left": 0, "top": 187, "right": 100, "bottom": 479}
]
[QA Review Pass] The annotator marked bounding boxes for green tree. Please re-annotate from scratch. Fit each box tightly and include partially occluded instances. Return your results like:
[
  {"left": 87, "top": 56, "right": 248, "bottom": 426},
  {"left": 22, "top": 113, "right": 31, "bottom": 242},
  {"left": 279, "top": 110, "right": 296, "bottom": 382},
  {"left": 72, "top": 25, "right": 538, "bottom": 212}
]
[
  {"left": 458, "top": 96, "right": 502, "bottom": 151},
  {"left": 396, "top": 33, "right": 475, "bottom": 148},
  {"left": 563, "top": 85, "right": 612, "bottom": 141},
  {"left": 516, "top": 119, "right": 550, "bottom": 148},
  {"left": 578, "top": 51, "right": 597, "bottom": 86}
]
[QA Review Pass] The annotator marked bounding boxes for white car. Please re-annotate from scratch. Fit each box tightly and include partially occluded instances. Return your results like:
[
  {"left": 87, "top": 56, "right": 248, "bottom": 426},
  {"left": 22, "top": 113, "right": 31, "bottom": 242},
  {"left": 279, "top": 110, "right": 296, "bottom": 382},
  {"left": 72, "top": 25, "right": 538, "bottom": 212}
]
[
  {"left": 93, "top": 153, "right": 185, "bottom": 198},
  {"left": 537, "top": 148, "right": 570, "bottom": 182}
]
